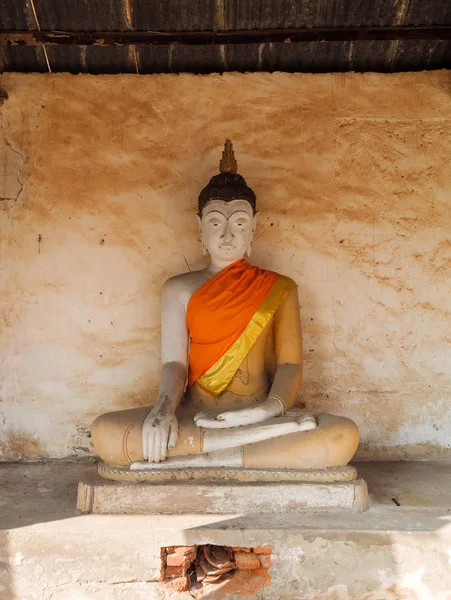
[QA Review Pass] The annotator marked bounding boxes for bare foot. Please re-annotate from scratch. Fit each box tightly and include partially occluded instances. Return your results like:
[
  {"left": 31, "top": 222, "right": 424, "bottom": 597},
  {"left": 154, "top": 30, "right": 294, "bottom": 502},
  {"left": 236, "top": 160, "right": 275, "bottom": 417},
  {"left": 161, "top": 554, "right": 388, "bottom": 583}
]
[{"left": 296, "top": 414, "right": 317, "bottom": 431}]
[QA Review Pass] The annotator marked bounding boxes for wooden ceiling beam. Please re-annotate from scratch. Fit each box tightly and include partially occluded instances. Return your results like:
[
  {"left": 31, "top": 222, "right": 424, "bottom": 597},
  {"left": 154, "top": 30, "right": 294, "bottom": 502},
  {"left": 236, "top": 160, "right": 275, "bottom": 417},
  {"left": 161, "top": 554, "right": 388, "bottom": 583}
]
[{"left": 1, "top": 26, "right": 451, "bottom": 47}]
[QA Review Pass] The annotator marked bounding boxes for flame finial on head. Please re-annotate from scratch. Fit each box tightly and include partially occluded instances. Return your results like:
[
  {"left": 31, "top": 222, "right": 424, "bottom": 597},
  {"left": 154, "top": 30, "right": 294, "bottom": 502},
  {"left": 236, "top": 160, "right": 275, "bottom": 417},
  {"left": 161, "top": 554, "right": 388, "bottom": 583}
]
[{"left": 219, "top": 139, "right": 238, "bottom": 174}]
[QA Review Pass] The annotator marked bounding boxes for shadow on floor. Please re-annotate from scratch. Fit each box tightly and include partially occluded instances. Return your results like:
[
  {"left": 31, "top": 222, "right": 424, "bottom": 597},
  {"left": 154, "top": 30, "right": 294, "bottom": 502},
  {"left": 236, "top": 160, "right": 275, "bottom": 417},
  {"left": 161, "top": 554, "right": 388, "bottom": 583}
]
[
  {"left": 0, "top": 532, "right": 14, "bottom": 599},
  {"left": 0, "top": 459, "right": 96, "bottom": 530}
]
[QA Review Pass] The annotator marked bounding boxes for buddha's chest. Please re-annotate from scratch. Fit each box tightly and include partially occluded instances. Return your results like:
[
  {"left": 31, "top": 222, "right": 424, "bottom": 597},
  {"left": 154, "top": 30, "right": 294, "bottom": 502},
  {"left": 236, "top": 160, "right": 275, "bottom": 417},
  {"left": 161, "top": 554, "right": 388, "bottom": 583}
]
[{"left": 190, "top": 319, "right": 275, "bottom": 402}]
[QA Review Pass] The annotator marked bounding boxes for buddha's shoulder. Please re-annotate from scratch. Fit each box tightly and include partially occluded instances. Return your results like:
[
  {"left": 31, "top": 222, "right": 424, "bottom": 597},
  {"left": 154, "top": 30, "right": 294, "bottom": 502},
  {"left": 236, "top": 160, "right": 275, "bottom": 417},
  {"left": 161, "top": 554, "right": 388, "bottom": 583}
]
[
  {"left": 163, "top": 270, "right": 209, "bottom": 297},
  {"left": 265, "top": 270, "right": 297, "bottom": 289}
]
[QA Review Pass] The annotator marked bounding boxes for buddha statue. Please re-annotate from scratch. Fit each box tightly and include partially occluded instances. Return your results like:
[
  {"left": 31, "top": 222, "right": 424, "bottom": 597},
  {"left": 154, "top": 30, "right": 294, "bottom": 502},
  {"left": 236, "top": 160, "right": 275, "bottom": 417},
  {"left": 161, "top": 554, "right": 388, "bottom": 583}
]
[{"left": 92, "top": 140, "right": 359, "bottom": 479}]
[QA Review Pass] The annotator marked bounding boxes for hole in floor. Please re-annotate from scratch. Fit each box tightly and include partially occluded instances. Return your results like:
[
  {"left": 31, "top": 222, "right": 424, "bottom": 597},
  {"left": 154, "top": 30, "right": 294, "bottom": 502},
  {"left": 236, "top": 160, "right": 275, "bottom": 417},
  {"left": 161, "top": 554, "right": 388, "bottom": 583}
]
[{"left": 160, "top": 544, "right": 272, "bottom": 596}]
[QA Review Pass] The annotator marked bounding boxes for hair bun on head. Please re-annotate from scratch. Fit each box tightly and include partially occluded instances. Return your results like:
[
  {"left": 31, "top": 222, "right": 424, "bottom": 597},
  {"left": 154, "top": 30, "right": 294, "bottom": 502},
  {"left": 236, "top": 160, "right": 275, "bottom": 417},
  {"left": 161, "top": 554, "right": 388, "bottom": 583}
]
[{"left": 198, "top": 140, "right": 257, "bottom": 215}]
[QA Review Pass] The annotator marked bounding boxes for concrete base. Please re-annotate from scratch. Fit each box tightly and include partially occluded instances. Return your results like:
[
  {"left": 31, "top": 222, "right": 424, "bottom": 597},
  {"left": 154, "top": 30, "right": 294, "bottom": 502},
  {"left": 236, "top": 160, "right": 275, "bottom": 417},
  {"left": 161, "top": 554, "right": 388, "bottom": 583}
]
[
  {"left": 77, "top": 476, "right": 369, "bottom": 514},
  {"left": 1, "top": 460, "right": 451, "bottom": 599}
]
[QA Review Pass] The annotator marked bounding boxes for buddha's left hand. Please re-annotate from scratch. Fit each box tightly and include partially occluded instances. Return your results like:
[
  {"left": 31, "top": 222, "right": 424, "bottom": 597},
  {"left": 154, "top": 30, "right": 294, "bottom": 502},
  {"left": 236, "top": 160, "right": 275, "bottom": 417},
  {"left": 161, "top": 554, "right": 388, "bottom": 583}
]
[{"left": 193, "top": 397, "right": 283, "bottom": 429}]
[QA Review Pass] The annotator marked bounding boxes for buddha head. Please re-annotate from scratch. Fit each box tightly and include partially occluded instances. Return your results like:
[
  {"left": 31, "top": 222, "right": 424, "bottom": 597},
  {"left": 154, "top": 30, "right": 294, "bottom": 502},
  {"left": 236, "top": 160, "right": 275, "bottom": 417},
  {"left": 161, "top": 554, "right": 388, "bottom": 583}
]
[{"left": 197, "top": 140, "right": 258, "bottom": 264}]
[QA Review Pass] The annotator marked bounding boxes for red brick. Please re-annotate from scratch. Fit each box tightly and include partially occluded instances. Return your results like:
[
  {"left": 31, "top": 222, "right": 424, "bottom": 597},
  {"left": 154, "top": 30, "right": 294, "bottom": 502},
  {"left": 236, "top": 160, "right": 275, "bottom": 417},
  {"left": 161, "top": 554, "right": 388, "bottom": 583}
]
[
  {"left": 235, "top": 551, "right": 261, "bottom": 570},
  {"left": 231, "top": 546, "right": 251, "bottom": 552},
  {"left": 166, "top": 553, "right": 191, "bottom": 568},
  {"left": 165, "top": 564, "right": 189, "bottom": 578},
  {"left": 185, "top": 549, "right": 197, "bottom": 562},
  {"left": 254, "top": 545, "right": 272, "bottom": 555},
  {"left": 173, "top": 545, "right": 197, "bottom": 556},
  {"left": 250, "top": 567, "right": 271, "bottom": 577},
  {"left": 166, "top": 575, "right": 190, "bottom": 592}
]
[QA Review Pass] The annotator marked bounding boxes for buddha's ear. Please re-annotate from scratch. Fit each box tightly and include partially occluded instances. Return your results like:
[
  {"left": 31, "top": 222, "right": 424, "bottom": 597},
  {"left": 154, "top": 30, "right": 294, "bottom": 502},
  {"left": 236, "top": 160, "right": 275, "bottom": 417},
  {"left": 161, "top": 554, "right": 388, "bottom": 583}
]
[
  {"left": 252, "top": 211, "right": 258, "bottom": 235},
  {"left": 197, "top": 214, "right": 208, "bottom": 255},
  {"left": 196, "top": 214, "right": 203, "bottom": 234}
]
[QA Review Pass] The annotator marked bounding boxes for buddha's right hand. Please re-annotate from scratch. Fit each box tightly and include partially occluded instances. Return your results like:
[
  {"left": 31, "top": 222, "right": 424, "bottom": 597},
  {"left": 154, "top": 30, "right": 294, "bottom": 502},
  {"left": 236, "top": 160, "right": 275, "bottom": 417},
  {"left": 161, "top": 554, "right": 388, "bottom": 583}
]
[{"left": 142, "top": 404, "right": 178, "bottom": 462}]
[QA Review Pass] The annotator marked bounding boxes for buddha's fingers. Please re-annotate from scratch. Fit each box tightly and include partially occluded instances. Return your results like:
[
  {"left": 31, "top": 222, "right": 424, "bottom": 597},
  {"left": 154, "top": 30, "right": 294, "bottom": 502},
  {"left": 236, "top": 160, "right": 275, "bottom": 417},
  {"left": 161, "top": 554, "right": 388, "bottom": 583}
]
[
  {"left": 193, "top": 412, "right": 208, "bottom": 424},
  {"left": 168, "top": 420, "right": 178, "bottom": 449},
  {"left": 143, "top": 424, "right": 156, "bottom": 460},
  {"left": 193, "top": 412, "right": 228, "bottom": 429},
  {"left": 152, "top": 430, "right": 161, "bottom": 462},
  {"left": 159, "top": 430, "right": 168, "bottom": 461},
  {"left": 142, "top": 430, "right": 149, "bottom": 460},
  {"left": 194, "top": 417, "right": 230, "bottom": 429}
]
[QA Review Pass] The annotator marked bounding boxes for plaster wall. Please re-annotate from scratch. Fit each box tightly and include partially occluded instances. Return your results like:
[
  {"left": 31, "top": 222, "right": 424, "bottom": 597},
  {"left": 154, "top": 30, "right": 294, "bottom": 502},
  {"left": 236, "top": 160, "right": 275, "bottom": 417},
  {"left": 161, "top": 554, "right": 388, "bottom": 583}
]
[{"left": 0, "top": 71, "right": 450, "bottom": 461}]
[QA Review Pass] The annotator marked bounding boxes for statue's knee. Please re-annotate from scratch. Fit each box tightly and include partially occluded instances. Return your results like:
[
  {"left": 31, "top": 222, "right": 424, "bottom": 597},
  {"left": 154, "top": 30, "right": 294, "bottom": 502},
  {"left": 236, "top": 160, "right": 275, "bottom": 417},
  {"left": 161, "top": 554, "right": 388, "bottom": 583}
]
[
  {"left": 91, "top": 411, "right": 112, "bottom": 437},
  {"left": 92, "top": 407, "right": 147, "bottom": 436},
  {"left": 91, "top": 414, "right": 126, "bottom": 465},
  {"left": 91, "top": 408, "right": 147, "bottom": 466},
  {"left": 91, "top": 413, "right": 112, "bottom": 456},
  {"left": 331, "top": 416, "right": 360, "bottom": 461},
  {"left": 91, "top": 411, "right": 127, "bottom": 460},
  {"left": 315, "top": 413, "right": 359, "bottom": 465},
  {"left": 342, "top": 417, "right": 360, "bottom": 447}
]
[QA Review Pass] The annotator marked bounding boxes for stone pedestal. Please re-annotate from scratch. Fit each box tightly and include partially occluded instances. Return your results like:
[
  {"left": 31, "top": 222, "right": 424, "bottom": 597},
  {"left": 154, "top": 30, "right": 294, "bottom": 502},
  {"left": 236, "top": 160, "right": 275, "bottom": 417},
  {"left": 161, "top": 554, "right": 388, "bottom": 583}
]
[
  {"left": 4, "top": 461, "right": 451, "bottom": 599},
  {"left": 77, "top": 465, "right": 368, "bottom": 514}
]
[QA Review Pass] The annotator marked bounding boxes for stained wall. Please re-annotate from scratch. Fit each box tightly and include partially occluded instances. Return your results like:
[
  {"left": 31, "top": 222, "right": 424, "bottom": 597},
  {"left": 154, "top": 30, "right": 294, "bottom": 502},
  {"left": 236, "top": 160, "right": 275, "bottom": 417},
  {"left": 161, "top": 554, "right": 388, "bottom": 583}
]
[{"left": 0, "top": 71, "right": 450, "bottom": 460}]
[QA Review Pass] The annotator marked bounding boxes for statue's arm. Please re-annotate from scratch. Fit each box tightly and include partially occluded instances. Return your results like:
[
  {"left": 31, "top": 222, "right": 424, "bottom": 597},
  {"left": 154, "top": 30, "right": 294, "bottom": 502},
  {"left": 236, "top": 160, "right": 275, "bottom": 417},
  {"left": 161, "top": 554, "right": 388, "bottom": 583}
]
[
  {"left": 269, "top": 285, "right": 303, "bottom": 412},
  {"left": 142, "top": 278, "right": 189, "bottom": 462},
  {"left": 160, "top": 277, "right": 189, "bottom": 387}
]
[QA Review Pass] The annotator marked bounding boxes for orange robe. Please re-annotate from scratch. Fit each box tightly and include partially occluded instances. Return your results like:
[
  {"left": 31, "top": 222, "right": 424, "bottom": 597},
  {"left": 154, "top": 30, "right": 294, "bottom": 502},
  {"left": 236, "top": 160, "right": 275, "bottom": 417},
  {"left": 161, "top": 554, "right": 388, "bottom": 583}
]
[{"left": 187, "top": 259, "right": 296, "bottom": 395}]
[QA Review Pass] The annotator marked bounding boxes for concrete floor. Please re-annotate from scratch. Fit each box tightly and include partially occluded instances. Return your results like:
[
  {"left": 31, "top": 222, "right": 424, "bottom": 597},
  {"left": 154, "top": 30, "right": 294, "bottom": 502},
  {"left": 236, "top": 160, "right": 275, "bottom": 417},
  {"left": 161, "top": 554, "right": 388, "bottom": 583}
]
[{"left": 1, "top": 460, "right": 451, "bottom": 599}]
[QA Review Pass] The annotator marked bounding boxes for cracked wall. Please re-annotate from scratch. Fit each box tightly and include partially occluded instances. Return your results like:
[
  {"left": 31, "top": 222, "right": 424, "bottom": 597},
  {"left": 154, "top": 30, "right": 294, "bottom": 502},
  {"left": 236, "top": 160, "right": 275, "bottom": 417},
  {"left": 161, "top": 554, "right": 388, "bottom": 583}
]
[{"left": 0, "top": 72, "right": 450, "bottom": 460}]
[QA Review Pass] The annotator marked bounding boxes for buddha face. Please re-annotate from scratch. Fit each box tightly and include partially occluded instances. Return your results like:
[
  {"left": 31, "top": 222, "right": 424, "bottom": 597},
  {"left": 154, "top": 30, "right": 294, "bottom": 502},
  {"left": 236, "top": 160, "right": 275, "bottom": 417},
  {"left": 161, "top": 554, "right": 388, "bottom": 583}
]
[{"left": 198, "top": 199, "right": 257, "bottom": 264}]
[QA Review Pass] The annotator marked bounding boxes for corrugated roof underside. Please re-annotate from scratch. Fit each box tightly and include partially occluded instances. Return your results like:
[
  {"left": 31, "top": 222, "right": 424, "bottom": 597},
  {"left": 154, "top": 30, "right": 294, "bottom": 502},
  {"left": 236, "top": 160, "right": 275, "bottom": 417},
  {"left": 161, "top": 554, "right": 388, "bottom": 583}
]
[{"left": 1, "top": 0, "right": 450, "bottom": 73}]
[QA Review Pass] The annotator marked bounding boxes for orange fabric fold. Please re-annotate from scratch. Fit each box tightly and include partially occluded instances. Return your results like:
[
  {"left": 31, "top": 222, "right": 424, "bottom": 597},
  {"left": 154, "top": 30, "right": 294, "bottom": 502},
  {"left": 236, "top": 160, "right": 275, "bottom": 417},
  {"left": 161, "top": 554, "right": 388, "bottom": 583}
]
[{"left": 187, "top": 259, "right": 280, "bottom": 387}]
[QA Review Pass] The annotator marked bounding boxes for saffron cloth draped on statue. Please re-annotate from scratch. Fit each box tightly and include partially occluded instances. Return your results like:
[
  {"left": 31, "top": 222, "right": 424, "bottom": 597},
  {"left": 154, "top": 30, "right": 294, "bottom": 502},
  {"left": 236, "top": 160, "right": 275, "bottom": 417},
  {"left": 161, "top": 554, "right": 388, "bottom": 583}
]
[{"left": 187, "top": 259, "right": 296, "bottom": 395}]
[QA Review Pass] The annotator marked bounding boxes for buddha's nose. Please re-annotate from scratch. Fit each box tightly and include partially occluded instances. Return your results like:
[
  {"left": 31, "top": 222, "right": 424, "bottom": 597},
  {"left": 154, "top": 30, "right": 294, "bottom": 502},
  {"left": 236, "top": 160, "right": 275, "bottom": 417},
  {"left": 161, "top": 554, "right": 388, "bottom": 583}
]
[{"left": 223, "top": 222, "right": 234, "bottom": 241}]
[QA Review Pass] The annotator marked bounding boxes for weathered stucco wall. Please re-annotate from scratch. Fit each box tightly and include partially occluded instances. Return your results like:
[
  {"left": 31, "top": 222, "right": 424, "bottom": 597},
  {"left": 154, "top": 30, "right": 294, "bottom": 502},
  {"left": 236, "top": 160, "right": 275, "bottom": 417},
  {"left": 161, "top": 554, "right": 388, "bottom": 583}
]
[{"left": 0, "top": 71, "right": 450, "bottom": 461}]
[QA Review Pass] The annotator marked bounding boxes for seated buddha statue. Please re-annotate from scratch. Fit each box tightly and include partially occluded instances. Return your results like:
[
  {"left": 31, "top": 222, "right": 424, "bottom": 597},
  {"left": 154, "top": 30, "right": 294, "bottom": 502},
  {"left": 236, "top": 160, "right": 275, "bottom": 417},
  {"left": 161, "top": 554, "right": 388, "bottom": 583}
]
[{"left": 92, "top": 140, "right": 359, "bottom": 476}]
